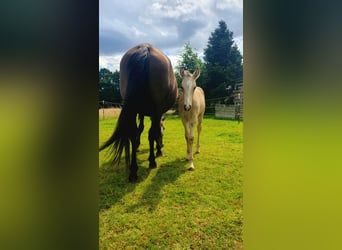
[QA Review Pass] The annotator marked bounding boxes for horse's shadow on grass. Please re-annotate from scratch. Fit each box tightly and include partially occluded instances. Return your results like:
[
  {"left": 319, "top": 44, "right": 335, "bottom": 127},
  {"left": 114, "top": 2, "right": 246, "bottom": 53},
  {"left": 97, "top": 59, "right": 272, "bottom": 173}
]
[
  {"left": 99, "top": 156, "right": 188, "bottom": 212},
  {"left": 99, "top": 157, "right": 151, "bottom": 211},
  {"left": 126, "top": 157, "right": 188, "bottom": 213}
]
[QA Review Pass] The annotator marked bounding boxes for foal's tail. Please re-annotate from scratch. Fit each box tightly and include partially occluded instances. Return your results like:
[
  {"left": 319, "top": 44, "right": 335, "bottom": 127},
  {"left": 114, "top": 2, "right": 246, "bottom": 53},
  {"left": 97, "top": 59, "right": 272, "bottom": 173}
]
[{"left": 99, "top": 44, "right": 150, "bottom": 167}]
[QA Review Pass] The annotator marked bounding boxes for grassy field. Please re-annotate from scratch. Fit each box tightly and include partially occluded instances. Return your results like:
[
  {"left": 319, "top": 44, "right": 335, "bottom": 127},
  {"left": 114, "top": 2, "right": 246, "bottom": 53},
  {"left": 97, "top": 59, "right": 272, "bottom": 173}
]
[{"left": 99, "top": 111, "right": 243, "bottom": 249}]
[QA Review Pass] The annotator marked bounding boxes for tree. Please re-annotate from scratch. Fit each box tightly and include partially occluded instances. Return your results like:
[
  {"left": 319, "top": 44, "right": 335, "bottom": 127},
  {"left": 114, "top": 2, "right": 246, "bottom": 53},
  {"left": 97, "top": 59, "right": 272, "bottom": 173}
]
[
  {"left": 99, "top": 68, "right": 121, "bottom": 105},
  {"left": 204, "top": 20, "right": 243, "bottom": 101},
  {"left": 111, "top": 70, "right": 121, "bottom": 102},
  {"left": 175, "top": 42, "right": 206, "bottom": 89},
  {"left": 99, "top": 68, "right": 112, "bottom": 85}
]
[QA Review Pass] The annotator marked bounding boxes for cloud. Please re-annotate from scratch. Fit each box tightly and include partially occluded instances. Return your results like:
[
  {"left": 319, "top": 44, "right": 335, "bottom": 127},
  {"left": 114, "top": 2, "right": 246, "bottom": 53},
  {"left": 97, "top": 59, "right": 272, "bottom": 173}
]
[
  {"left": 216, "top": 0, "right": 243, "bottom": 10},
  {"left": 99, "top": 55, "right": 122, "bottom": 72},
  {"left": 99, "top": 0, "right": 243, "bottom": 71}
]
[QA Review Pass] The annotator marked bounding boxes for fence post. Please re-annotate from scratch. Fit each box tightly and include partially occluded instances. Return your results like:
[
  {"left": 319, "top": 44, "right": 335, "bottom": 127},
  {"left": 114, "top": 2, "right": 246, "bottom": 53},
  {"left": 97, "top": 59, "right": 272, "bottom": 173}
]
[{"left": 102, "top": 100, "right": 105, "bottom": 119}]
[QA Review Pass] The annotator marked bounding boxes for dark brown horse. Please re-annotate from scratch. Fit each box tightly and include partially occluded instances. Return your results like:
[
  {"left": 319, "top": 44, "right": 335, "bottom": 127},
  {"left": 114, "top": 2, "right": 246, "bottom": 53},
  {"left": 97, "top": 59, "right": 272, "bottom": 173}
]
[{"left": 100, "top": 43, "right": 178, "bottom": 182}]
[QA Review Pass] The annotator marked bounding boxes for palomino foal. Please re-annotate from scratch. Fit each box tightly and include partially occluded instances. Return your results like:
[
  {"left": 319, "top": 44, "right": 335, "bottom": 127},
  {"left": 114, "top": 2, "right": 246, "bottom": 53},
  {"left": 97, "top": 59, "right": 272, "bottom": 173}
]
[{"left": 178, "top": 69, "right": 205, "bottom": 170}]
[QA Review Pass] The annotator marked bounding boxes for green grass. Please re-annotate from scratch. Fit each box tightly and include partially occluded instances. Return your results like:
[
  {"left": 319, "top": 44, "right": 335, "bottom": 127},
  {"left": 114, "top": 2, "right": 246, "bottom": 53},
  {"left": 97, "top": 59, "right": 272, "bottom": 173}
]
[{"left": 99, "top": 115, "right": 243, "bottom": 249}]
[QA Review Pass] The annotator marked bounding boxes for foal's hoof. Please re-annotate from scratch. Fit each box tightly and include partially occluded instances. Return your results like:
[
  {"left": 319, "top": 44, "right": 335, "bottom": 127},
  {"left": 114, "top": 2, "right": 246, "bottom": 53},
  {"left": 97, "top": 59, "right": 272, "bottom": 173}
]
[
  {"left": 156, "top": 151, "right": 163, "bottom": 157},
  {"left": 188, "top": 166, "right": 195, "bottom": 171}
]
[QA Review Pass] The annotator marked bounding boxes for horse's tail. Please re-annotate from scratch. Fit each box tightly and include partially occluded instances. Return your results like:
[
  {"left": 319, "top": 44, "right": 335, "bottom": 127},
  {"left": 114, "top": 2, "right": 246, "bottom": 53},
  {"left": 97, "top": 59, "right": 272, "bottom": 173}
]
[
  {"left": 99, "top": 45, "right": 150, "bottom": 167},
  {"left": 99, "top": 106, "right": 133, "bottom": 167}
]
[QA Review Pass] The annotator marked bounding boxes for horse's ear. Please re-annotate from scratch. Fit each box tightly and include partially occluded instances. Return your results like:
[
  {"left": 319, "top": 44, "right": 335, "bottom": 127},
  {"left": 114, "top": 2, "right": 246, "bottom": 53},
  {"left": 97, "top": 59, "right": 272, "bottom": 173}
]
[
  {"left": 179, "top": 68, "right": 185, "bottom": 78},
  {"left": 193, "top": 69, "right": 200, "bottom": 80}
]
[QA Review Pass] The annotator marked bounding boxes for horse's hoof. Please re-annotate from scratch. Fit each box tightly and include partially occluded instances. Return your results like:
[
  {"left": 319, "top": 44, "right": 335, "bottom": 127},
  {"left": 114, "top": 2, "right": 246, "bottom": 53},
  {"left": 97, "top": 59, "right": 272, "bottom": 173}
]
[
  {"left": 188, "top": 166, "right": 195, "bottom": 171},
  {"left": 128, "top": 174, "right": 138, "bottom": 183},
  {"left": 149, "top": 162, "right": 157, "bottom": 169},
  {"left": 156, "top": 151, "right": 163, "bottom": 157}
]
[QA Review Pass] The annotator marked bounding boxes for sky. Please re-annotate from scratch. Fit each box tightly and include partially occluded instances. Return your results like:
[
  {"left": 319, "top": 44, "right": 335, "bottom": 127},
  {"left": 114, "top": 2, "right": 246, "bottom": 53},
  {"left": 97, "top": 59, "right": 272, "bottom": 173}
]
[{"left": 99, "top": 0, "right": 243, "bottom": 72}]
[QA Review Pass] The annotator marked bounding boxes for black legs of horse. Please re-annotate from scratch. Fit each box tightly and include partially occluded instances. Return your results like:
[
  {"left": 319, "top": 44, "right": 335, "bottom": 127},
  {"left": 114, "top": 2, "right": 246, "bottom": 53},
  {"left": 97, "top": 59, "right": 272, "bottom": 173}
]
[
  {"left": 129, "top": 137, "right": 138, "bottom": 182},
  {"left": 136, "top": 114, "right": 145, "bottom": 151},
  {"left": 126, "top": 114, "right": 138, "bottom": 182},
  {"left": 156, "top": 115, "right": 165, "bottom": 157},
  {"left": 137, "top": 114, "right": 164, "bottom": 157},
  {"left": 155, "top": 135, "right": 163, "bottom": 157},
  {"left": 127, "top": 114, "right": 164, "bottom": 181},
  {"left": 148, "top": 115, "right": 163, "bottom": 168}
]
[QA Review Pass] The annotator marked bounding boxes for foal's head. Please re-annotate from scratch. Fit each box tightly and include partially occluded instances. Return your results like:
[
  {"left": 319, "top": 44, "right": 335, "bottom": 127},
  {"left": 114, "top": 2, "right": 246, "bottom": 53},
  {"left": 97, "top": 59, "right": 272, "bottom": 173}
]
[{"left": 180, "top": 69, "right": 200, "bottom": 111}]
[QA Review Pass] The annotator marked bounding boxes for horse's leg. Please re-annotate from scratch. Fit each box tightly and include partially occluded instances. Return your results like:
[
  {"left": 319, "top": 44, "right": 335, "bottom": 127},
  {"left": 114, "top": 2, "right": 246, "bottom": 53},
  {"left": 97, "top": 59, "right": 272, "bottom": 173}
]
[
  {"left": 196, "top": 114, "right": 203, "bottom": 154},
  {"left": 155, "top": 118, "right": 164, "bottom": 157},
  {"left": 155, "top": 136, "right": 163, "bottom": 157},
  {"left": 136, "top": 114, "right": 144, "bottom": 151},
  {"left": 129, "top": 115, "right": 138, "bottom": 182},
  {"left": 148, "top": 115, "right": 161, "bottom": 168}
]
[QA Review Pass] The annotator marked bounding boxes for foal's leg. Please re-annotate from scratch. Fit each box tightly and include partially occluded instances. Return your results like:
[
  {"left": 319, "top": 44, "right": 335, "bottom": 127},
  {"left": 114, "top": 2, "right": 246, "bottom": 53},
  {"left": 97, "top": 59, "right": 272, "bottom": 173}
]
[
  {"left": 148, "top": 115, "right": 161, "bottom": 168},
  {"left": 188, "top": 118, "right": 196, "bottom": 170},
  {"left": 196, "top": 114, "right": 203, "bottom": 154},
  {"left": 182, "top": 120, "right": 192, "bottom": 161},
  {"left": 183, "top": 117, "right": 195, "bottom": 170}
]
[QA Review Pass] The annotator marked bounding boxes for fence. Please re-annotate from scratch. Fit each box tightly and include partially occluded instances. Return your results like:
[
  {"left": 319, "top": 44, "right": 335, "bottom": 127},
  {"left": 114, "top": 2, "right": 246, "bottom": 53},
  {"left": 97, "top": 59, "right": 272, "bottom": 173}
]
[
  {"left": 98, "top": 100, "right": 122, "bottom": 109},
  {"left": 99, "top": 96, "right": 243, "bottom": 121}
]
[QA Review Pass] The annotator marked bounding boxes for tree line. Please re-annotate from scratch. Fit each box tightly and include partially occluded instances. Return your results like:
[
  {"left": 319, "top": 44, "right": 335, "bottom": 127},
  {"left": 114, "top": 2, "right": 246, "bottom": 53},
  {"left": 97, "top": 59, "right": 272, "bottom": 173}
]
[{"left": 99, "top": 20, "right": 243, "bottom": 105}]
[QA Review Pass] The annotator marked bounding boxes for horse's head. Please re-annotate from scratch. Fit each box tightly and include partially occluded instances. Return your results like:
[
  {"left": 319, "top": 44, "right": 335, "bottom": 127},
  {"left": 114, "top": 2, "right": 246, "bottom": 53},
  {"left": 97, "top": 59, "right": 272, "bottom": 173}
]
[{"left": 180, "top": 68, "right": 200, "bottom": 111}]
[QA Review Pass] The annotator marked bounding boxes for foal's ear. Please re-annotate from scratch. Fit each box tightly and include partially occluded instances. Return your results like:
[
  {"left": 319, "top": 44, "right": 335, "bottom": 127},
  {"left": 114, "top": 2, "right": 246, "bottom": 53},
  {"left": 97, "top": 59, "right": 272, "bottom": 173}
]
[
  {"left": 179, "top": 68, "right": 185, "bottom": 78},
  {"left": 193, "top": 69, "right": 200, "bottom": 80}
]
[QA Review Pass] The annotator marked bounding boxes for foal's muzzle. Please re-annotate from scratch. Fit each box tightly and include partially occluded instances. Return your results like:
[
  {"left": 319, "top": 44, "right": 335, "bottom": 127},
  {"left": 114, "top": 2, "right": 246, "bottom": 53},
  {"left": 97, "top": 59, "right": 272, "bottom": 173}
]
[{"left": 184, "top": 105, "right": 192, "bottom": 111}]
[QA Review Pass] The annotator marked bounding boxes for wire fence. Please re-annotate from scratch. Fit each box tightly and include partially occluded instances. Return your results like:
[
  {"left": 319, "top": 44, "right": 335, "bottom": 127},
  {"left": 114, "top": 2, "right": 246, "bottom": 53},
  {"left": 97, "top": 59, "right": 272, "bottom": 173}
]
[
  {"left": 99, "top": 96, "right": 243, "bottom": 121},
  {"left": 98, "top": 100, "right": 122, "bottom": 109}
]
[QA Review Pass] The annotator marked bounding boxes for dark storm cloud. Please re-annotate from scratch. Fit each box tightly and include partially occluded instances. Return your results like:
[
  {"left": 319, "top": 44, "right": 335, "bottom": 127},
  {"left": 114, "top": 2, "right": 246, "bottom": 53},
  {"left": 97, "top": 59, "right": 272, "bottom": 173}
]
[
  {"left": 100, "top": 31, "right": 134, "bottom": 56},
  {"left": 177, "top": 19, "right": 206, "bottom": 42}
]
